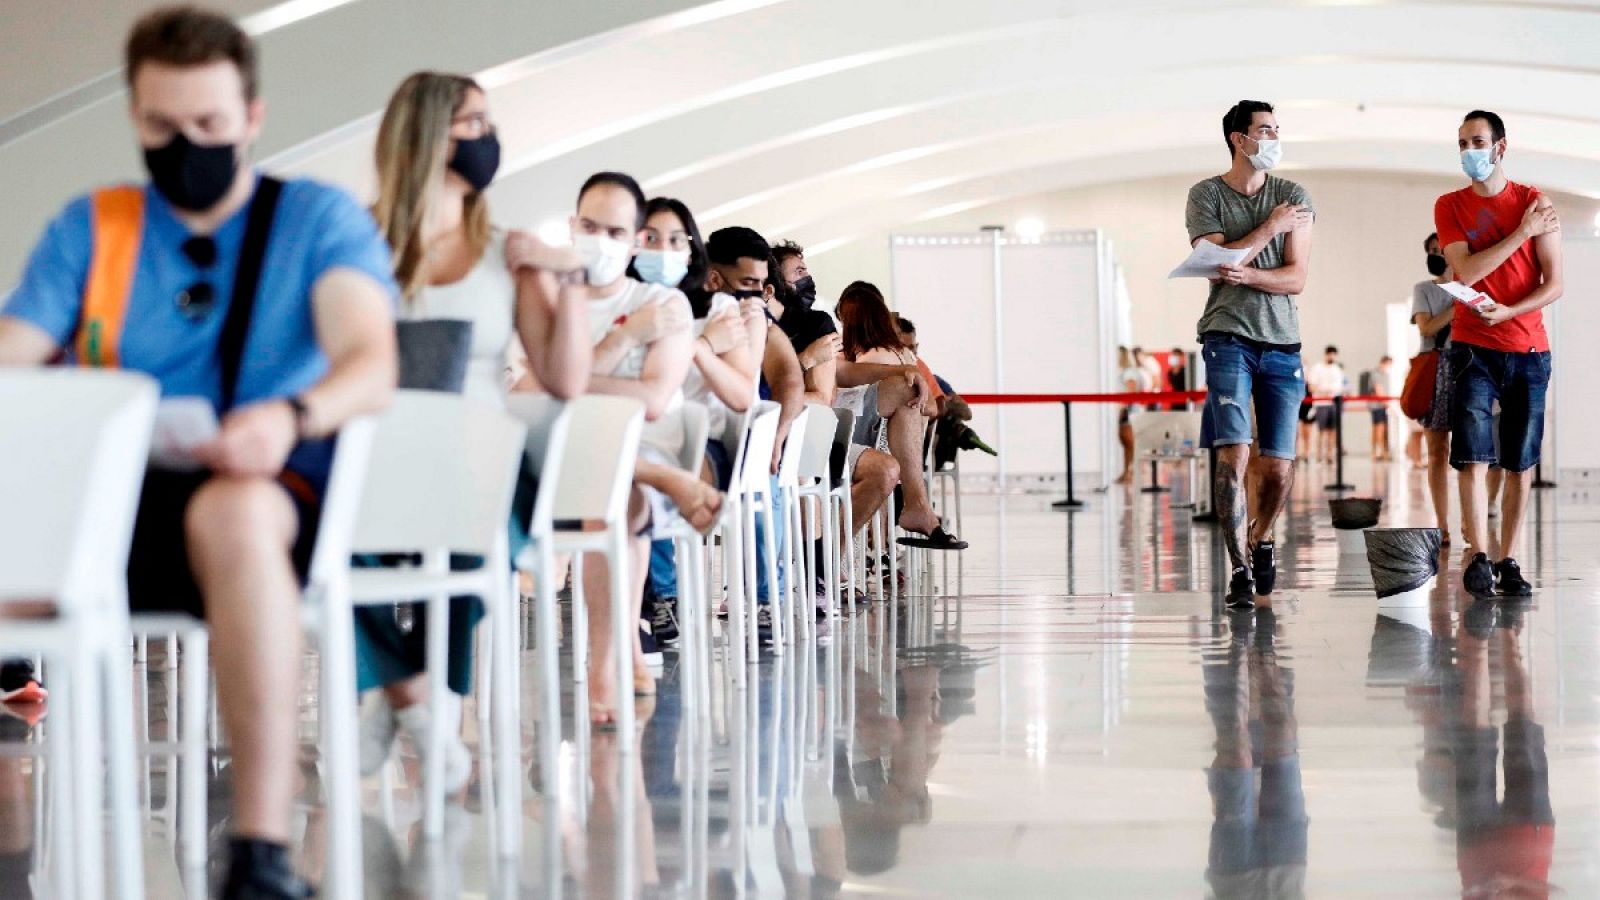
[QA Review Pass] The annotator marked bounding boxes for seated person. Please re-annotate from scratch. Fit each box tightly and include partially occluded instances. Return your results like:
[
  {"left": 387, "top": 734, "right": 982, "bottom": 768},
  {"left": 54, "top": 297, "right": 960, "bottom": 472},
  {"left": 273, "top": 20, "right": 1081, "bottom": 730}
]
[
  {"left": 834, "top": 282, "right": 967, "bottom": 551},
  {"left": 0, "top": 9, "right": 397, "bottom": 895},
  {"left": 518, "top": 171, "right": 720, "bottom": 724},
  {"left": 354, "top": 71, "right": 592, "bottom": 788},
  {"left": 629, "top": 198, "right": 762, "bottom": 647}
]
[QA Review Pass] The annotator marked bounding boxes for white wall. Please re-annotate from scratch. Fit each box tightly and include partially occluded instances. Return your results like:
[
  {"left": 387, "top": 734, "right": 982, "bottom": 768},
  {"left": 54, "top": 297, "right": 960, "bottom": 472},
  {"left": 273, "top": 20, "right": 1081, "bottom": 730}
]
[{"left": 812, "top": 170, "right": 1600, "bottom": 383}]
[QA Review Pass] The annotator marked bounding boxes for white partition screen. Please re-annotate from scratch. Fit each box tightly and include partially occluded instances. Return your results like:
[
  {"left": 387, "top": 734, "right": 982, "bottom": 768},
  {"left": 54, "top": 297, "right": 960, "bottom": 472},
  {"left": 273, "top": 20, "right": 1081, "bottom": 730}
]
[
  {"left": 1551, "top": 232, "right": 1600, "bottom": 477},
  {"left": 890, "top": 230, "right": 1116, "bottom": 486}
]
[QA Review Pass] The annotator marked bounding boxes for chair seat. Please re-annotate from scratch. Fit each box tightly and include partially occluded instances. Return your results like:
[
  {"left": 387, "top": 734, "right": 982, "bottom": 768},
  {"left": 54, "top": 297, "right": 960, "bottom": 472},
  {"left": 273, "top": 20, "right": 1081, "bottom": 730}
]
[{"left": 345, "top": 567, "right": 498, "bottom": 604}]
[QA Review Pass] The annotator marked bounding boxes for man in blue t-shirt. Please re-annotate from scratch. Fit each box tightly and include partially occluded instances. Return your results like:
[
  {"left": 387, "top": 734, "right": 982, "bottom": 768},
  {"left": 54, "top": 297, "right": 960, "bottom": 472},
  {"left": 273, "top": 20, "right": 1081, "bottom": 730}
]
[{"left": 0, "top": 8, "right": 396, "bottom": 897}]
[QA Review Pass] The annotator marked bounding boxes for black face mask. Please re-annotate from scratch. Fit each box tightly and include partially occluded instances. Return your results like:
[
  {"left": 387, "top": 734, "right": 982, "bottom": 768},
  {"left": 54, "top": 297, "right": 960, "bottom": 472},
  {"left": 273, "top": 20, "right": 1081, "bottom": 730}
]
[
  {"left": 791, "top": 275, "right": 818, "bottom": 308},
  {"left": 448, "top": 133, "right": 501, "bottom": 193},
  {"left": 143, "top": 133, "right": 239, "bottom": 212},
  {"left": 729, "top": 289, "right": 763, "bottom": 300},
  {"left": 1426, "top": 252, "right": 1448, "bottom": 277}
]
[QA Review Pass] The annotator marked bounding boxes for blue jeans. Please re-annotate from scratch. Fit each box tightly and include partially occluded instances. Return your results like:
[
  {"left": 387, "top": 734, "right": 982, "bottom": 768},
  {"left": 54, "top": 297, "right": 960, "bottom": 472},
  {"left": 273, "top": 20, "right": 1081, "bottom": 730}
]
[
  {"left": 648, "top": 478, "right": 785, "bottom": 604},
  {"left": 1199, "top": 333, "right": 1305, "bottom": 460},
  {"left": 755, "top": 476, "right": 785, "bottom": 603},
  {"left": 647, "top": 539, "right": 677, "bottom": 600},
  {"left": 1447, "top": 344, "right": 1550, "bottom": 473}
]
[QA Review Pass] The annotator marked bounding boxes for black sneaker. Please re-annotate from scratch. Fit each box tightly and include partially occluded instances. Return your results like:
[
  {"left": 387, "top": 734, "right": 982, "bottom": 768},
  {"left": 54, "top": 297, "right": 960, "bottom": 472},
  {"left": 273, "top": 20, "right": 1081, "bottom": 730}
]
[
  {"left": 1225, "top": 567, "right": 1255, "bottom": 609},
  {"left": 0, "top": 659, "right": 46, "bottom": 705},
  {"left": 1462, "top": 552, "right": 1495, "bottom": 596},
  {"left": 1251, "top": 541, "right": 1277, "bottom": 596},
  {"left": 220, "top": 838, "right": 313, "bottom": 899},
  {"left": 756, "top": 606, "right": 775, "bottom": 645},
  {"left": 648, "top": 595, "right": 680, "bottom": 647},
  {"left": 1494, "top": 558, "right": 1533, "bottom": 597}
]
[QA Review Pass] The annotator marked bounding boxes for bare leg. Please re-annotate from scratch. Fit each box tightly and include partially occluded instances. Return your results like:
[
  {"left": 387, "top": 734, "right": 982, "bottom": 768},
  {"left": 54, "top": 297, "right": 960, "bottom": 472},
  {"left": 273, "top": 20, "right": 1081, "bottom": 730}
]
[
  {"left": 1497, "top": 468, "right": 1534, "bottom": 562},
  {"left": 877, "top": 381, "right": 939, "bottom": 535},
  {"left": 186, "top": 478, "right": 303, "bottom": 841},
  {"left": 1458, "top": 463, "right": 1490, "bottom": 570},
  {"left": 1487, "top": 466, "right": 1504, "bottom": 511},
  {"left": 1117, "top": 421, "right": 1134, "bottom": 484},
  {"left": 1246, "top": 457, "right": 1295, "bottom": 547},
  {"left": 584, "top": 489, "right": 652, "bottom": 723},
  {"left": 850, "top": 449, "right": 898, "bottom": 534},
  {"left": 1406, "top": 430, "right": 1424, "bottom": 468},
  {"left": 1245, "top": 442, "right": 1264, "bottom": 531},
  {"left": 1213, "top": 444, "right": 1251, "bottom": 572},
  {"left": 1425, "top": 430, "right": 1451, "bottom": 542}
]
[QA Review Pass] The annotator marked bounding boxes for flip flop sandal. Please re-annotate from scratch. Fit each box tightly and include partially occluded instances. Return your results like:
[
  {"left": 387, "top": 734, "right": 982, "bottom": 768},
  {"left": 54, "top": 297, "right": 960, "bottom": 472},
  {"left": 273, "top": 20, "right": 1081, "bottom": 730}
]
[{"left": 897, "top": 525, "right": 968, "bottom": 551}]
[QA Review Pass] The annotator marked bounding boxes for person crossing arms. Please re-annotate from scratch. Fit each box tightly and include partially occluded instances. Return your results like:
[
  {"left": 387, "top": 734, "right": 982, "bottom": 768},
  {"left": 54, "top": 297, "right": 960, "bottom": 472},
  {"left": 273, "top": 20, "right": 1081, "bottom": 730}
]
[
  {"left": 1186, "top": 100, "right": 1316, "bottom": 608},
  {"left": 1434, "top": 110, "right": 1562, "bottom": 597}
]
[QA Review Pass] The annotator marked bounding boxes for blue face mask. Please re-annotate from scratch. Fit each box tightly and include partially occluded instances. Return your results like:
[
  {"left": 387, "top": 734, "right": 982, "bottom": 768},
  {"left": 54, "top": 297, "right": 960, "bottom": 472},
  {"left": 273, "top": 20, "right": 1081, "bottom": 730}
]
[
  {"left": 1461, "top": 148, "right": 1496, "bottom": 183},
  {"left": 633, "top": 248, "right": 690, "bottom": 287}
]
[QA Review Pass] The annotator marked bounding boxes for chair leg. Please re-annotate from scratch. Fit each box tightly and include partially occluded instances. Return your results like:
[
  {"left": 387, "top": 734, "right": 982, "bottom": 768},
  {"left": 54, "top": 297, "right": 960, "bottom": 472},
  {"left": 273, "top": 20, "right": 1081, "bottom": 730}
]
[
  {"left": 493, "top": 565, "right": 522, "bottom": 857},
  {"left": 179, "top": 627, "right": 209, "bottom": 872},
  {"left": 423, "top": 591, "right": 450, "bottom": 839},
  {"left": 530, "top": 543, "right": 562, "bottom": 857},
  {"left": 319, "top": 584, "right": 364, "bottom": 900},
  {"left": 742, "top": 501, "right": 761, "bottom": 664},
  {"left": 104, "top": 631, "right": 146, "bottom": 900},
  {"left": 46, "top": 652, "right": 78, "bottom": 900},
  {"left": 759, "top": 493, "right": 784, "bottom": 656},
  {"left": 71, "top": 646, "right": 108, "bottom": 900},
  {"left": 608, "top": 530, "right": 637, "bottom": 750}
]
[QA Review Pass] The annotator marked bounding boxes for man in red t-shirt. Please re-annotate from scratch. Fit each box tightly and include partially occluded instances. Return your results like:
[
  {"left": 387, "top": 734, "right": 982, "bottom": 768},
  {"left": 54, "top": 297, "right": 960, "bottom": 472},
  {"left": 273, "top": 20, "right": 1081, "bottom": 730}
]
[{"left": 1434, "top": 110, "right": 1563, "bottom": 598}]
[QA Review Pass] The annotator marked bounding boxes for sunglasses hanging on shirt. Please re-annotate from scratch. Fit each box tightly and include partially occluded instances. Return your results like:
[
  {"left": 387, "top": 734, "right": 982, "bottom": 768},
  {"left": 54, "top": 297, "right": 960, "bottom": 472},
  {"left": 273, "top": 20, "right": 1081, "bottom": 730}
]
[{"left": 177, "top": 235, "right": 218, "bottom": 321}]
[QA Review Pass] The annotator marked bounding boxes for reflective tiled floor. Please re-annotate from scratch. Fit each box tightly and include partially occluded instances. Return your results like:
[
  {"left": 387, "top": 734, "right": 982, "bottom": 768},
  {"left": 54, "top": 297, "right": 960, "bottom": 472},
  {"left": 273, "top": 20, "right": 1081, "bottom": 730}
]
[{"left": 5, "top": 458, "right": 1599, "bottom": 897}]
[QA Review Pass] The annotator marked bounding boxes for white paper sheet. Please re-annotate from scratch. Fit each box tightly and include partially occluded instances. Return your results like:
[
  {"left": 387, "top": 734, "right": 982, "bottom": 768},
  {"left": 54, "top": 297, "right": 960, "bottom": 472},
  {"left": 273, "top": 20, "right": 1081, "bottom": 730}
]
[
  {"left": 150, "top": 397, "right": 219, "bottom": 471},
  {"left": 1437, "top": 281, "right": 1495, "bottom": 310},
  {"left": 1169, "top": 242, "right": 1251, "bottom": 279}
]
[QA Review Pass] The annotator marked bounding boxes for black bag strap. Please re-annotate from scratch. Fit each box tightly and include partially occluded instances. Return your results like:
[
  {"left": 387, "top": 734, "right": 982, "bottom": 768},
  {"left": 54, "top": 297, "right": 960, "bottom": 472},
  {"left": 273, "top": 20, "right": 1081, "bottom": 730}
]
[{"left": 218, "top": 176, "right": 284, "bottom": 411}]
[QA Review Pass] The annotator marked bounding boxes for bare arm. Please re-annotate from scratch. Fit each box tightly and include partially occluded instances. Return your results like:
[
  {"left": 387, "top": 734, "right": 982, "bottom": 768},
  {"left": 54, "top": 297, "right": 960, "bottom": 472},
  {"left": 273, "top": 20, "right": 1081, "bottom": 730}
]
[
  {"left": 195, "top": 268, "right": 397, "bottom": 476},
  {"left": 513, "top": 268, "right": 591, "bottom": 400},
  {"left": 1194, "top": 201, "right": 1311, "bottom": 268},
  {"left": 1442, "top": 195, "right": 1556, "bottom": 288},
  {"left": 1234, "top": 221, "right": 1313, "bottom": 296},
  {"left": 587, "top": 298, "right": 694, "bottom": 420},
  {"left": 0, "top": 317, "right": 58, "bottom": 365},
  {"left": 798, "top": 333, "right": 841, "bottom": 406},
  {"left": 1480, "top": 229, "right": 1563, "bottom": 327},
  {"left": 762, "top": 325, "right": 806, "bottom": 473},
  {"left": 692, "top": 311, "right": 758, "bottom": 412},
  {"left": 1413, "top": 307, "right": 1454, "bottom": 339},
  {"left": 835, "top": 358, "right": 917, "bottom": 389}
]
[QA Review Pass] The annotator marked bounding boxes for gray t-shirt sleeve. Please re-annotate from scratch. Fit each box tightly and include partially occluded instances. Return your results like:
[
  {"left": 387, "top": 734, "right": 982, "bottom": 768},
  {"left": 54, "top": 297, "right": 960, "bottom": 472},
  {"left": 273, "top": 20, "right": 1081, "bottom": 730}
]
[
  {"left": 1185, "top": 180, "right": 1224, "bottom": 242},
  {"left": 1411, "top": 282, "right": 1431, "bottom": 318},
  {"left": 1287, "top": 182, "right": 1315, "bottom": 219}
]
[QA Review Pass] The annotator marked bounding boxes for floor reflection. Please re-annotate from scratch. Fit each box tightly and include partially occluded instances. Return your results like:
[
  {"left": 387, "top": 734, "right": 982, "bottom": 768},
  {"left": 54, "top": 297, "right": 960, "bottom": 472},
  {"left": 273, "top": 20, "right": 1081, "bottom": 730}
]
[{"left": 2, "top": 459, "right": 1597, "bottom": 897}]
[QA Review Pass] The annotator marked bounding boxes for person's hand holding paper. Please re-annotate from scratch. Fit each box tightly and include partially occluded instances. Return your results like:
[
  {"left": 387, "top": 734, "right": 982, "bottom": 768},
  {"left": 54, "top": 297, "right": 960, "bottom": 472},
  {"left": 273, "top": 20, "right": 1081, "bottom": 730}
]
[{"left": 1170, "top": 241, "right": 1250, "bottom": 279}]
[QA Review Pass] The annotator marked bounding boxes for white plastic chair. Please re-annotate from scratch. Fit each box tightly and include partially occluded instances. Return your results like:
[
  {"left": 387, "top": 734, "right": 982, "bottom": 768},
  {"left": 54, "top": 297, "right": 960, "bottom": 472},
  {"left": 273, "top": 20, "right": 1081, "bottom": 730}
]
[
  {"left": 724, "top": 402, "right": 783, "bottom": 662},
  {"left": 543, "top": 396, "right": 647, "bottom": 743},
  {"left": 795, "top": 404, "right": 845, "bottom": 625},
  {"left": 0, "top": 369, "right": 157, "bottom": 900},
  {"left": 653, "top": 403, "right": 712, "bottom": 712}
]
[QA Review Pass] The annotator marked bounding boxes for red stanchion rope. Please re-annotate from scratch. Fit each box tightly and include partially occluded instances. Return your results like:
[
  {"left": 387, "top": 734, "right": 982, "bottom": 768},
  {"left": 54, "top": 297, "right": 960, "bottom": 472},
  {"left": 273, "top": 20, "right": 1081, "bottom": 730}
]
[{"left": 962, "top": 390, "right": 1398, "bottom": 405}]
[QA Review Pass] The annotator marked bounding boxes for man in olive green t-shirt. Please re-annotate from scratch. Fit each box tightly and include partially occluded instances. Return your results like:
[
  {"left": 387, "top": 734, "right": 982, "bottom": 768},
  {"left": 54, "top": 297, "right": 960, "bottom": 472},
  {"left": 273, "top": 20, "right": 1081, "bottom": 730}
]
[{"left": 1185, "top": 100, "right": 1316, "bottom": 609}]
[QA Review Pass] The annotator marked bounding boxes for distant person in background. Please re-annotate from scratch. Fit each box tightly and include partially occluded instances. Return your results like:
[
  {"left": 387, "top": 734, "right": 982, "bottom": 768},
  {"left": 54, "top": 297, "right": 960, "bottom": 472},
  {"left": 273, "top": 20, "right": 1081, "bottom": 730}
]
[
  {"left": 1370, "top": 356, "right": 1394, "bottom": 461},
  {"left": 1296, "top": 384, "right": 1315, "bottom": 463},
  {"left": 1167, "top": 348, "right": 1190, "bottom": 410},
  {"left": 1116, "top": 346, "right": 1140, "bottom": 484},
  {"left": 1306, "top": 345, "right": 1346, "bottom": 464}
]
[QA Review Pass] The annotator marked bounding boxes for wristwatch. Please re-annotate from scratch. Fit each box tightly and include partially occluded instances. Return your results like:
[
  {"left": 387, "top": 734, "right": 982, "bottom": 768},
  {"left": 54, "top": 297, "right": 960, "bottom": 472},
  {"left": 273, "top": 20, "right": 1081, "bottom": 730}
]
[{"left": 285, "top": 394, "right": 312, "bottom": 440}]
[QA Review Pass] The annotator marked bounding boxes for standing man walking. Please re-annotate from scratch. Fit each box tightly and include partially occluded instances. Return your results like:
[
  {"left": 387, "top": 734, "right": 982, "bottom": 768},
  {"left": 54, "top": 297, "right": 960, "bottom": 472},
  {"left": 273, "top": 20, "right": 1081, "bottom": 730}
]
[
  {"left": 1435, "top": 110, "right": 1562, "bottom": 597},
  {"left": 1186, "top": 100, "right": 1316, "bottom": 608}
]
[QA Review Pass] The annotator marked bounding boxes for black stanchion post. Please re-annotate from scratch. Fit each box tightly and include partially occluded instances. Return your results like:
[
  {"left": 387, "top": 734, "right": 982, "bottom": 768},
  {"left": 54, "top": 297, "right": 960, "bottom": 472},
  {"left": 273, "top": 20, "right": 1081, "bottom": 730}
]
[
  {"left": 1533, "top": 461, "right": 1556, "bottom": 489},
  {"left": 1052, "top": 400, "right": 1084, "bottom": 510},
  {"left": 1325, "top": 395, "right": 1354, "bottom": 491}
]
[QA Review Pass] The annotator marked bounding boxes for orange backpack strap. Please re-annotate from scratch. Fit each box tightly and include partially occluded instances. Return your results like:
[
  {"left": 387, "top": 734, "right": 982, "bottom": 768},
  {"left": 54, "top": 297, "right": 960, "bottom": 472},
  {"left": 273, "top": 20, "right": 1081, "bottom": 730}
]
[{"left": 76, "top": 186, "right": 145, "bottom": 367}]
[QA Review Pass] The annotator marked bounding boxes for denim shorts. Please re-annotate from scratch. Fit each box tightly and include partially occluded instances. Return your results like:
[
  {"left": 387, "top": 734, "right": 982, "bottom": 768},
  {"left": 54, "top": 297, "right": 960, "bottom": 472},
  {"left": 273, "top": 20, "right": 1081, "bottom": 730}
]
[
  {"left": 1200, "top": 334, "right": 1306, "bottom": 460},
  {"left": 1447, "top": 344, "right": 1551, "bottom": 473}
]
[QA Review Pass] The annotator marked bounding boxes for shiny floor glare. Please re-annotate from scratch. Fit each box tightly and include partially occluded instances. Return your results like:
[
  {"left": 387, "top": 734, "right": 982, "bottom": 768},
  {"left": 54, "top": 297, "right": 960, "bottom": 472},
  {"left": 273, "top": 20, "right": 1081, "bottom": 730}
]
[{"left": 3, "top": 457, "right": 1595, "bottom": 898}]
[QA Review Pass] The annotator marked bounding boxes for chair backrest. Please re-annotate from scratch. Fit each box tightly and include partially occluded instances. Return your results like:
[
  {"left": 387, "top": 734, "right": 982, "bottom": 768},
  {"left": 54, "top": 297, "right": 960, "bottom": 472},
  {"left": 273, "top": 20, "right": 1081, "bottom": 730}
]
[
  {"left": 307, "top": 414, "right": 377, "bottom": 585},
  {"left": 550, "top": 395, "right": 646, "bottom": 525},
  {"left": 734, "top": 401, "right": 783, "bottom": 494},
  {"left": 797, "top": 403, "right": 837, "bottom": 483},
  {"left": 345, "top": 390, "right": 528, "bottom": 557},
  {"left": 831, "top": 407, "right": 857, "bottom": 485},
  {"left": 1129, "top": 410, "right": 1203, "bottom": 457},
  {"left": 774, "top": 406, "right": 811, "bottom": 489},
  {"left": 0, "top": 369, "right": 158, "bottom": 610},
  {"left": 503, "top": 393, "right": 571, "bottom": 539},
  {"left": 676, "top": 401, "right": 710, "bottom": 476}
]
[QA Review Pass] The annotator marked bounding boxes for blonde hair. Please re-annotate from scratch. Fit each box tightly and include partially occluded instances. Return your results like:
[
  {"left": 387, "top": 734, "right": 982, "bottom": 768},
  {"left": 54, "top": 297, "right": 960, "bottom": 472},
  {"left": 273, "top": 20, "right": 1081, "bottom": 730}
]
[{"left": 372, "top": 71, "right": 492, "bottom": 301}]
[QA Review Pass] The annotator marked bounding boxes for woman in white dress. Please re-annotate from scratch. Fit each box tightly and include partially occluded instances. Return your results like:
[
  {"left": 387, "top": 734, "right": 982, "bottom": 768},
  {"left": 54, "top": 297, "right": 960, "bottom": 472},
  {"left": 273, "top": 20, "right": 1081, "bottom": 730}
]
[{"left": 357, "top": 71, "right": 592, "bottom": 786}]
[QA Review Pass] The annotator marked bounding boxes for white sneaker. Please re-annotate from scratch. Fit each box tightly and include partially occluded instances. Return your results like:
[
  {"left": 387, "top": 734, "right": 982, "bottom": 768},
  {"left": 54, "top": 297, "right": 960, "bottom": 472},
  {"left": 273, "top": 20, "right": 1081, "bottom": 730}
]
[
  {"left": 359, "top": 692, "right": 399, "bottom": 777},
  {"left": 396, "top": 691, "right": 472, "bottom": 794}
]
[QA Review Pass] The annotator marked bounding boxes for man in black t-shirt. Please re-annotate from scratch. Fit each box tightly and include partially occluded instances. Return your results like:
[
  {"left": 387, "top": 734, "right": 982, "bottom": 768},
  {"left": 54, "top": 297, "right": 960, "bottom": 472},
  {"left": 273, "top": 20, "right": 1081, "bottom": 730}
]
[{"left": 770, "top": 240, "right": 840, "bottom": 407}]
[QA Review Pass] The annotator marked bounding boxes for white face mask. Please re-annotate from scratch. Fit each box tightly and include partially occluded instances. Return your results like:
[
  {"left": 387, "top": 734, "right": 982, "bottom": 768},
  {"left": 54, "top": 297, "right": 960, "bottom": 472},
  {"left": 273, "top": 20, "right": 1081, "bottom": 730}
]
[
  {"left": 1247, "top": 137, "right": 1282, "bottom": 172},
  {"left": 573, "top": 232, "right": 633, "bottom": 287}
]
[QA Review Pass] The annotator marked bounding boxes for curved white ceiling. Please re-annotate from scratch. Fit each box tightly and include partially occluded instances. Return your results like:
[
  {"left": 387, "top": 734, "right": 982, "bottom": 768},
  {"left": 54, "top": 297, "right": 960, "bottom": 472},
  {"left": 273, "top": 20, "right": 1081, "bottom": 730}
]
[{"left": 4, "top": 0, "right": 1600, "bottom": 277}]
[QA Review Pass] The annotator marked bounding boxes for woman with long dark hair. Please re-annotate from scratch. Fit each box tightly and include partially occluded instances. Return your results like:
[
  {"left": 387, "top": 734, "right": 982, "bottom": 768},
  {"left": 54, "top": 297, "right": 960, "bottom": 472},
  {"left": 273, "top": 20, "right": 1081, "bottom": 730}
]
[{"left": 834, "top": 281, "right": 966, "bottom": 551}]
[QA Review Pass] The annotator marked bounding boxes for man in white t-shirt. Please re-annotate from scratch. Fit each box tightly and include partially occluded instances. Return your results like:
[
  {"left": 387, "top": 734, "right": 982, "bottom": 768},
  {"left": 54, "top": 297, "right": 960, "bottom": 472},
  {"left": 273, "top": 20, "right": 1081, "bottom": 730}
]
[
  {"left": 1305, "top": 345, "right": 1346, "bottom": 463},
  {"left": 560, "top": 171, "right": 720, "bottom": 723}
]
